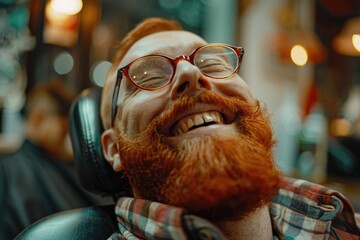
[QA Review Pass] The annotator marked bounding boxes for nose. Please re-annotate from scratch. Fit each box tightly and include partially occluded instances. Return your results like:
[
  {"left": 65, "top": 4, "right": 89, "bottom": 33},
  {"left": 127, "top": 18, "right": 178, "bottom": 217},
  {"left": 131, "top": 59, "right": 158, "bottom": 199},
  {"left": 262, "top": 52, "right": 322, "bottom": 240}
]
[{"left": 170, "top": 60, "right": 211, "bottom": 99}]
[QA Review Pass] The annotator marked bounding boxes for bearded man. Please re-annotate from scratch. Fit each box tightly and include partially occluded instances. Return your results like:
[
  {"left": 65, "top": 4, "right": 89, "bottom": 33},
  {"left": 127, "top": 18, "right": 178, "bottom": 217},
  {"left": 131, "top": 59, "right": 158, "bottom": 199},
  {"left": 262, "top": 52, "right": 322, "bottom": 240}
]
[{"left": 101, "top": 18, "right": 360, "bottom": 240}]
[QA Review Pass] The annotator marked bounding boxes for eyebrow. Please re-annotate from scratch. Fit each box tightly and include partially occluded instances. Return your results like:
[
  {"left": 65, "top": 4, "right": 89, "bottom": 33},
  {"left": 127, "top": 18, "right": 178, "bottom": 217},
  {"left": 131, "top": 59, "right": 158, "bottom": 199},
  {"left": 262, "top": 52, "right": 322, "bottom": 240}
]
[{"left": 142, "top": 41, "right": 206, "bottom": 58}]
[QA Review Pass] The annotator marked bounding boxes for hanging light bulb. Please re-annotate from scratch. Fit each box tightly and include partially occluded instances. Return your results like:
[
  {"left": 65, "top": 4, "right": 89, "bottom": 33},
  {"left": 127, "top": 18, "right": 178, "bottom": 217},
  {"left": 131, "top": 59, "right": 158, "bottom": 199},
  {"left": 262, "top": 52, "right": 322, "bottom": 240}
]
[
  {"left": 352, "top": 34, "right": 360, "bottom": 52},
  {"left": 291, "top": 44, "right": 308, "bottom": 66},
  {"left": 44, "top": 0, "right": 81, "bottom": 47},
  {"left": 271, "top": 30, "right": 327, "bottom": 65},
  {"left": 50, "top": 0, "right": 83, "bottom": 15},
  {"left": 333, "top": 17, "right": 360, "bottom": 56},
  {"left": 270, "top": 0, "right": 328, "bottom": 65}
]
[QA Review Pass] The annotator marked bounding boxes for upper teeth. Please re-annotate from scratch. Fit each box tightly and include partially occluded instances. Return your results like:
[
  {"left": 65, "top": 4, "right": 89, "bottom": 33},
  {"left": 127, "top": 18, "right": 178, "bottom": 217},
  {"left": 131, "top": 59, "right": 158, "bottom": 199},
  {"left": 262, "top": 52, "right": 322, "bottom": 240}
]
[{"left": 174, "top": 112, "right": 223, "bottom": 136}]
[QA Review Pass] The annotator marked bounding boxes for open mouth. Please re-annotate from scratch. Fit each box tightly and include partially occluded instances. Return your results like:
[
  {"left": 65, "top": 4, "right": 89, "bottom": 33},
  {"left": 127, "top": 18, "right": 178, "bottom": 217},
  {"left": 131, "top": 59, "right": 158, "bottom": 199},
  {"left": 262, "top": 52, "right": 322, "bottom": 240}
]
[
  {"left": 157, "top": 104, "right": 237, "bottom": 138},
  {"left": 171, "top": 111, "right": 225, "bottom": 136}
]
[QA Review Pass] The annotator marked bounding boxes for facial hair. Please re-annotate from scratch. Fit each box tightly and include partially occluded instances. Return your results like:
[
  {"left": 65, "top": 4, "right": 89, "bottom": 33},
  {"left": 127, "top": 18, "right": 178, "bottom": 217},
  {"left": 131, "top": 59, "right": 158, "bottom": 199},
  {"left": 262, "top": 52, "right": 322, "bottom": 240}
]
[{"left": 115, "top": 90, "right": 282, "bottom": 221}]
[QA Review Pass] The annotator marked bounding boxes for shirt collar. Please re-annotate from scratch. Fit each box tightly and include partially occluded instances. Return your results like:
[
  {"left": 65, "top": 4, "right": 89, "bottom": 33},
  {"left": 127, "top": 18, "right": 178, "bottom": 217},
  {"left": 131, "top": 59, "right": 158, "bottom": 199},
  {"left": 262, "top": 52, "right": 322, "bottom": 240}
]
[
  {"left": 113, "top": 178, "right": 360, "bottom": 239},
  {"left": 270, "top": 177, "right": 360, "bottom": 239},
  {"left": 114, "top": 197, "right": 227, "bottom": 240}
]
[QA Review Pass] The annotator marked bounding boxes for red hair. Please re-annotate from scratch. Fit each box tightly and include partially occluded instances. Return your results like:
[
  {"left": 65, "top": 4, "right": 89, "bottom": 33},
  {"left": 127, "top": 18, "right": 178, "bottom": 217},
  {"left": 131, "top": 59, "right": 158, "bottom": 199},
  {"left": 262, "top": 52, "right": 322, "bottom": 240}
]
[
  {"left": 110, "top": 18, "right": 182, "bottom": 73},
  {"left": 101, "top": 18, "right": 182, "bottom": 128}
]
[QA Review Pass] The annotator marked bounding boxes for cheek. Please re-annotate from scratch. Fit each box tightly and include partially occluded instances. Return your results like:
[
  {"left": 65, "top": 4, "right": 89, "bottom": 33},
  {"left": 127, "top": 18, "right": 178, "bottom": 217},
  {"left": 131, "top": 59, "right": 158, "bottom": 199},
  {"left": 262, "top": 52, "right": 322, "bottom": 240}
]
[
  {"left": 213, "top": 77, "right": 254, "bottom": 101},
  {"left": 117, "top": 93, "right": 168, "bottom": 136}
]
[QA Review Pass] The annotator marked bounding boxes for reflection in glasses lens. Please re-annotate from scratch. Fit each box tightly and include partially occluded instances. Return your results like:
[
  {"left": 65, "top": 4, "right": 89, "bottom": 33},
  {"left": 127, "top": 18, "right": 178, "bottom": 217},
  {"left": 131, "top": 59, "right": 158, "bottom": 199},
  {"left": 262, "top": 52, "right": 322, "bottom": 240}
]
[
  {"left": 194, "top": 45, "right": 239, "bottom": 79},
  {"left": 129, "top": 56, "right": 174, "bottom": 90}
]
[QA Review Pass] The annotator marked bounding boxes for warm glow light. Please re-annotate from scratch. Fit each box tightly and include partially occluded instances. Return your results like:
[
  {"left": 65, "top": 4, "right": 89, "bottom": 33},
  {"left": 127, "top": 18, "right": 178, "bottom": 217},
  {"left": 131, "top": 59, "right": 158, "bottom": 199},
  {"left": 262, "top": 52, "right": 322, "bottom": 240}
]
[
  {"left": 290, "top": 45, "right": 308, "bottom": 66},
  {"left": 46, "top": 3, "right": 76, "bottom": 25},
  {"left": 352, "top": 34, "right": 360, "bottom": 52},
  {"left": 333, "top": 17, "right": 360, "bottom": 56},
  {"left": 50, "top": 0, "right": 83, "bottom": 15},
  {"left": 44, "top": 2, "right": 79, "bottom": 47},
  {"left": 330, "top": 118, "right": 352, "bottom": 137}
]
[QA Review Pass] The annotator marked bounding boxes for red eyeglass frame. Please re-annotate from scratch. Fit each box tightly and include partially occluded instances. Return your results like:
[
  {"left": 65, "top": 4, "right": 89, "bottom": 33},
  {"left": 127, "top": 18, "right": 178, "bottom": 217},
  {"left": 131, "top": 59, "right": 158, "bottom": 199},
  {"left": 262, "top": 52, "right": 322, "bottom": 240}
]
[{"left": 110, "top": 44, "right": 244, "bottom": 126}]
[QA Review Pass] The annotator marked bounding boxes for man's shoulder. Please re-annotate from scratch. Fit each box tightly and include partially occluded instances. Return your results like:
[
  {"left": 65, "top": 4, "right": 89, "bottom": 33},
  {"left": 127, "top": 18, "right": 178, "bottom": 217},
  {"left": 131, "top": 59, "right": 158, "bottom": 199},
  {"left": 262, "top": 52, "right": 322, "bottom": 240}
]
[
  {"left": 270, "top": 177, "right": 360, "bottom": 239},
  {"left": 0, "top": 139, "right": 49, "bottom": 167},
  {"left": 273, "top": 177, "right": 355, "bottom": 215},
  {"left": 0, "top": 140, "right": 52, "bottom": 189},
  {"left": 0, "top": 144, "right": 31, "bottom": 172},
  {"left": 277, "top": 177, "right": 358, "bottom": 208},
  {"left": 279, "top": 177, "right": 336, "bottom": 195},
  {"left": 0, "top": 150, "right": 22, "bottom": 164}
]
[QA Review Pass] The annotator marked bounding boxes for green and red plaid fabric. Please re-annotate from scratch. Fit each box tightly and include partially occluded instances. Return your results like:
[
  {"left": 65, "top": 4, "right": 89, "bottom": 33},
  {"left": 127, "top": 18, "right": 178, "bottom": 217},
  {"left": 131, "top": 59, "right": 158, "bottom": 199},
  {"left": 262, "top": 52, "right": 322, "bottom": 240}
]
[
  {"left": 271, "top": 178, "right": 360, "bottom": 240},
  {"left": 109, "top": 177, "right": 360, "bottom": 240}
]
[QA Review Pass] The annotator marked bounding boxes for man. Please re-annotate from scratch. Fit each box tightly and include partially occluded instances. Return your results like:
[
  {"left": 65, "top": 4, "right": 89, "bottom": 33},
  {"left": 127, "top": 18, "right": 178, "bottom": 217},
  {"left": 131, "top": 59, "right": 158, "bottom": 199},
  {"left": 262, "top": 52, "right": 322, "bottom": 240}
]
[
  {"left": 101, "top": 18, "right": 360, "bottom": 239},
  {"left": 0, "top": 79, "right": 111, "bottom": 239}
]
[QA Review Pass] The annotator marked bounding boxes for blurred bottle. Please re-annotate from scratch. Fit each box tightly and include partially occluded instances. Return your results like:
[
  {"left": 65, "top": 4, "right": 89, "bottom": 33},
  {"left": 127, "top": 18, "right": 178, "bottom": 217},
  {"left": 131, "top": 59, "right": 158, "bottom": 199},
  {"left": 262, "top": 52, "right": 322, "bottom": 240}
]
[
  {"left": 343, "top": 85, "right": 360, "bottom": 125},
  {"left": 274, "top": 82, "right": 301, "bottom": 176},
  {"left": 296, "top": 102, "right": 328, "bottom": 183}
]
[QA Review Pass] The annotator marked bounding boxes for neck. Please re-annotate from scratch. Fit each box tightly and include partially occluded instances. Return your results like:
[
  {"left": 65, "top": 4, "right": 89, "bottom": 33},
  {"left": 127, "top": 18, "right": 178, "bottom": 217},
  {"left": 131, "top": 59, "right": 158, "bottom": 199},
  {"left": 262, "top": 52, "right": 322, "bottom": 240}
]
[{"left": 214, "top": 205, "right": 273, "bottom": 240}]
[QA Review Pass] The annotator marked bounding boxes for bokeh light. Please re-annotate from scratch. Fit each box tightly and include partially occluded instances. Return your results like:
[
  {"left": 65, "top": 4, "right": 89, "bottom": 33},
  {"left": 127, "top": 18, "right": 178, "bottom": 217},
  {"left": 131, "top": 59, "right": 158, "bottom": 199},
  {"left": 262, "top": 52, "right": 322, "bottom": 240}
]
[
  {"left": 290, "top": 45, "right": 308, "bottom": 66},
  {"left": 91, "top": 61, "right": 111, "bottom": 87},
  {"left": 352, "top": 34, "right": 360, "bottom": 52},
  {"left": 53, "top": 51, "right": 74, "bottom": 75},
  {"left": 50, "top": 0, "right": 83, "bottom": 15}
]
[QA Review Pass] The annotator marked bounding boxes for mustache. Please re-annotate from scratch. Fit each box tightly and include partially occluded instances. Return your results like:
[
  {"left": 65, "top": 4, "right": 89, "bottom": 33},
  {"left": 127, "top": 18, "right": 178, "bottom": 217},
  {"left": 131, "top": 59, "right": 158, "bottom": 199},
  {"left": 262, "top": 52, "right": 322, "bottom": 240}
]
[
  {"left": 149, "top": 90, "right": 262, "bottom": 134},
  {"left": 116, "top": 89, "right": 271, "bottom": 152}
]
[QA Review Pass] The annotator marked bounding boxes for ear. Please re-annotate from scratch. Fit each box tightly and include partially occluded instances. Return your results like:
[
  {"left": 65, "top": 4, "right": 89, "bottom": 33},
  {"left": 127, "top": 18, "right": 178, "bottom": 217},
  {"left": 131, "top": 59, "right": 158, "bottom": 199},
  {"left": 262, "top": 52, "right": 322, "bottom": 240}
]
[{"left": 101, "top": 128, "right": 122, "bottom": 172}]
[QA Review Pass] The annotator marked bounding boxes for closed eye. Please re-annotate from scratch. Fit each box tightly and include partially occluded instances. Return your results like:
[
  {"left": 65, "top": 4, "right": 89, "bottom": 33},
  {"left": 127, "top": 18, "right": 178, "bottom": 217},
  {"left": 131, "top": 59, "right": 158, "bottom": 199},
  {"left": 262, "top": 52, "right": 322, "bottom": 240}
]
[
  {"left": 198, "top": 58, "right": 234, "bottom": 75},
  {"left": 132, "top": 71, "right": 169, "bottom": 89}
]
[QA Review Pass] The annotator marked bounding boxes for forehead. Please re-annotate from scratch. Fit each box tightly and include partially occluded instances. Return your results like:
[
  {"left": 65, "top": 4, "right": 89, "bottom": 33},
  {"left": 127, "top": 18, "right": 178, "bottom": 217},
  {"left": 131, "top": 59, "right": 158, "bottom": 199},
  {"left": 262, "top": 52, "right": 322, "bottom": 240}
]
[{"left": 120, "top": 30, "right": 208, "bottom": 67}]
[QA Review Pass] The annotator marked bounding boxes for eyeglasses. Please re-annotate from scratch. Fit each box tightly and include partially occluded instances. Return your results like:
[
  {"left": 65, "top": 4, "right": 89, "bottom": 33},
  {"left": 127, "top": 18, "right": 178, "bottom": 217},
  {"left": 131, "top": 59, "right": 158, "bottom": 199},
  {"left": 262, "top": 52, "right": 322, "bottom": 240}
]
[{"left": 111, "top": 43, "right": 245, "bottom": 126}]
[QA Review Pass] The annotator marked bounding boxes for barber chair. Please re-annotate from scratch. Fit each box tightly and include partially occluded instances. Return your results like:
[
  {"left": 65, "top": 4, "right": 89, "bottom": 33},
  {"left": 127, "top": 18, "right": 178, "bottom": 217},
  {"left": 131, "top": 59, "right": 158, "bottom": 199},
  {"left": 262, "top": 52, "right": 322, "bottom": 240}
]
[{"left": 15, "top": 87, "right": 131, "bottom": 239}]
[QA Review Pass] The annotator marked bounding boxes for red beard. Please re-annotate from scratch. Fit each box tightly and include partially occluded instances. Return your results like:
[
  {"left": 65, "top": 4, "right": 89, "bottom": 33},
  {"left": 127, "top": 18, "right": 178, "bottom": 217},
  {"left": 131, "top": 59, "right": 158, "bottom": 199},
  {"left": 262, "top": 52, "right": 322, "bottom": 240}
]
[{"left": 115, "top": 90, "right": 282, "bottom": 221}]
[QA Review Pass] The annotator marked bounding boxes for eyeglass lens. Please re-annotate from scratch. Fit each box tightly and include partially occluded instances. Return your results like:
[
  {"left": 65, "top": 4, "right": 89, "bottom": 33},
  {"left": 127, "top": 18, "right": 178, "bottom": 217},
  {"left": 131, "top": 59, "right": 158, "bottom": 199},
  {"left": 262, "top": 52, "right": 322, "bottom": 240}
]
[
  {"left": 128, "top": 56, "right": 174, "bottom": 90},
  {"left": 127, "top": 45, "right": 239, "bottom": 90},
  {"left": 194, "top": 45, "right": 239, "bottom": 79}
]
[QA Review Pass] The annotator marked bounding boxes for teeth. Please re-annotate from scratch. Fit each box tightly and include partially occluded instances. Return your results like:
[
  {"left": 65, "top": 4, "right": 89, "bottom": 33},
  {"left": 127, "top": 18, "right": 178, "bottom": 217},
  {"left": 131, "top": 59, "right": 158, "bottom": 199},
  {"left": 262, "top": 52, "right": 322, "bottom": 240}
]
[
  {"left": 194, "top": 115, "right": 204, "bottom": 126},
  {"left": 187, "top": 119, "right": 195, "bottom": 129},
  {"left": 203, "top": 113, "right": 213, "bottom": 123},
  {"left": 174, "top": 112, "right": 223, "bottom": 136}
]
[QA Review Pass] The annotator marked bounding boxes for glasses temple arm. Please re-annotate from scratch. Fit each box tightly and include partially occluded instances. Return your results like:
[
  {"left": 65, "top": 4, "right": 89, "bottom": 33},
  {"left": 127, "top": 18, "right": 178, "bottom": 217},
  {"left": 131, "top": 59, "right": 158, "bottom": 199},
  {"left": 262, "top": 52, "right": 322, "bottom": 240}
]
[{"left": 111, "top": 72, "right": 122, "bottom": 126}]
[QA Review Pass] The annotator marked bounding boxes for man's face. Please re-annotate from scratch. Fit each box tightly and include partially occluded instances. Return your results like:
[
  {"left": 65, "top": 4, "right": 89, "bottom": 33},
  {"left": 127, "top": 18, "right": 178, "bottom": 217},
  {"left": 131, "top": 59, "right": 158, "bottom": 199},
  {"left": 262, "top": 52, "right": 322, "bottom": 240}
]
[
  {"left": 40, "top": 114, "right": 73, "bottom": 159},
  {"left": 107, "top": 30, "right": 281, "bottom": 220},
  {"left": 114, "top": 31, "right": 254, "bottom": 143}
]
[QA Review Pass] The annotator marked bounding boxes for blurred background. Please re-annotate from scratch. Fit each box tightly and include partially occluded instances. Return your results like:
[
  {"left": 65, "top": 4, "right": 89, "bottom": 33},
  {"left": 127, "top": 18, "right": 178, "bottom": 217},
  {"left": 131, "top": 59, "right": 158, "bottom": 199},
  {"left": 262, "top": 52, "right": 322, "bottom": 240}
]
[{"left": 0, "top": 0, "right": 359, "bottom": 209}]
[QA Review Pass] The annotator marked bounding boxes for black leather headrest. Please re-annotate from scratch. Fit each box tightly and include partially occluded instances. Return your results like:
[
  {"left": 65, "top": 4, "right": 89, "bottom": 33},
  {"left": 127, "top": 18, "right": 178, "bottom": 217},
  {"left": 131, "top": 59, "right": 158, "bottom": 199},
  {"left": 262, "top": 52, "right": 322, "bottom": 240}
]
[
  {"left": 69, "top": 87, "right": 131, "bottom": 197},
  {"left": 15, "top": 205, "right": 118, "bottom": 240}
]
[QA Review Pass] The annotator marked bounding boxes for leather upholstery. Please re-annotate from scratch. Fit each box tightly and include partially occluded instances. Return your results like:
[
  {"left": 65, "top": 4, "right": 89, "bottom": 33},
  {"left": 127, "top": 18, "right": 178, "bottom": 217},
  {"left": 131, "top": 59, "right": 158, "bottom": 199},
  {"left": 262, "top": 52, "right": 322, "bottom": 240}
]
[
  {"left": 15, "top": 87, "right": 131, "bottom": 239},
  {"left": 14, "top": 205, "right": 118, "bottom": 240},
  {"left": 69, "top": 87, "right": 132, "bottom": 197}
]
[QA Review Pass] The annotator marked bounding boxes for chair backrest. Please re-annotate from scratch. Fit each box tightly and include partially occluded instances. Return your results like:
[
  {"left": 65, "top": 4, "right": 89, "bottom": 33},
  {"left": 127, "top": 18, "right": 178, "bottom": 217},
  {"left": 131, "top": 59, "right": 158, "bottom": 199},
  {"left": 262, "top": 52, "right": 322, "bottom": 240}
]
[
  {"left": 69, "top": 87, "right": 132, "bottom": 197},
  {"left": 14, "top": 205, "right": 118, "bottom": 240},
  {"left": 15, "top": 87, "right": 130, "bottom": 239}
]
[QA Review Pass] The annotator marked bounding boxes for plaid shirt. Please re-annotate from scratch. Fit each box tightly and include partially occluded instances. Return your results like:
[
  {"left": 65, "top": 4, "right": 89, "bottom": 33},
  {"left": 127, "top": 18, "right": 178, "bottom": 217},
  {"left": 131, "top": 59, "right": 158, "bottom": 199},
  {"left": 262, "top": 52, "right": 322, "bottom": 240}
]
[{"left": 108, "top": 178, "right": 360, "bottom": 240}]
